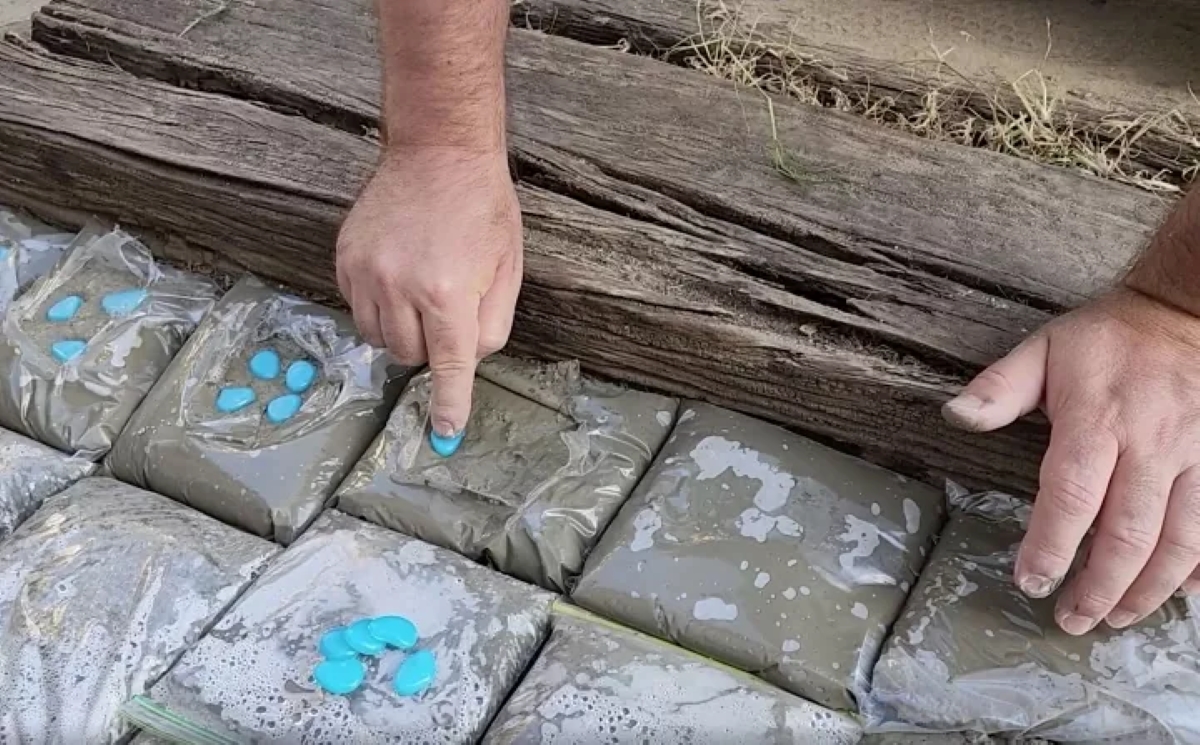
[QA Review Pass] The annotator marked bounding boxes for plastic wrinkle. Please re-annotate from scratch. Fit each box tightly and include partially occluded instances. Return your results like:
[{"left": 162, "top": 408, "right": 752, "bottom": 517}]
[
  {"left": 130, "top": 512, "right": 555, "bottom": 744},
  {"left": 865, "top": 486, "right": 1200, "bottom": 744},
  {"left": 104, "top": 276, "right": 413, "bottom": 544},
  {"left": 335, "top": 356, "right": 679, "bottom": 594},
  {"left": 0, "top": 225, "right": 218, "bottom": 459},
  {"left": 0, "top": 478, "right": 277, "bottom": 745},
  {"left": 482, "top": 612, "right": 862, "bottom": 744}
]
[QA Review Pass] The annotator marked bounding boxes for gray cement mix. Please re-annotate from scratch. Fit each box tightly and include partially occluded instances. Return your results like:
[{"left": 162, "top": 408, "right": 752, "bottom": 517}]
[
  {"left": 0, "top": 227, "right": 218, "bottom": 459},
  {"left": 868, "top": 491, "right": 1200, "bottom": 743},
  {"left": 0, "top": 477, "right": 278, "bottom": 744},
  {"left": 0, "top": 426, "right": 94, "bottom": 539},
  {"left": 336, "top": 356, "right": 677, "bottom": 592},
  {"left": 139, "top": 510, "right": 556, "bottom": 744},
  {"left": 481, "top": 608, "right": 862, "bottom": 744},
  {"left": 106, "top": 276, "right": 413, "bottom": 544},
  {"left": 572, "top": 401, "right": 945, "bottom": 711},
  {"left": 0, "top": 206, "right": 75, "bottom": 312}
]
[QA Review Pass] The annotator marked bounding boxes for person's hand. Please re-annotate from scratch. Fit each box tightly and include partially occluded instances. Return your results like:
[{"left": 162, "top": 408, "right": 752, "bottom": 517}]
[
  {"left": 943, "top": 288, "right": 1200, "bottom": 634},
  {"left": 336, "top": 146, "right": 523, "bottom": 437}
]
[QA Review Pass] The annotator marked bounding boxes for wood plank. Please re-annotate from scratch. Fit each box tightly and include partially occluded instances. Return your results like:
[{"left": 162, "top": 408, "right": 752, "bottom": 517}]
[
  {"left": 0, "top": 41, "right": 1049, "bottom": 493},
  {"left": 508, "top": 0, "right": 1200, "bottom": 182},
  {"left": 31, "top": 0, "right": 1167, "bottom": 310}
]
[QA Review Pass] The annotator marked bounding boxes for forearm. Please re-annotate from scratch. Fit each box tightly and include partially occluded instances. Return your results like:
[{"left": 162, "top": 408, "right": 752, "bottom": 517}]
[
  {"left": 376, "top": 0, "right": 508, "bottom": 152},
  {"left": 1125, "top": 186, "right": 1200, "bottom": 315}
]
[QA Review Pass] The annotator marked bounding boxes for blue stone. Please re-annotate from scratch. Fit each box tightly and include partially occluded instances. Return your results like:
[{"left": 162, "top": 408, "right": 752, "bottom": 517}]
[
  {"left": 429, "top": 430, "right": 465, "bottom": 458},
  {"left": 216, "top": 386, "right": 257, "bottom": 414},
  {"left": 285, "top": 359, "right": 317, "bottom": 394},
  {"left": 393, "top": 649, "right": 436, "bottom": 697},
  {"left": 100, "top": 288, "right": 147, "bottom": 317},
  {"left": 367, "top": 615, "right": 418, "bottom": 651},
  {"left": 313, "top": 657, "right": 366, "bottom": 696},
  {"left": 248, "top": 349, "right": 281, "bottom": 380},
  {"left": 265, "top": 394, "right": 303, "bottom": 424},
  {"left": 318, "top": 627, "right": 357, "bottom": 661},
  {"left": 342, "top": 619, "right": 385, "bottom": 656},
  {"left": 46, "top": 295, "right": 84, "bottom": 323},
  {"left": 0, "top": 247, "right": 9, "bottom": 261},
  {"left": 51, "top": 340, "right": 86, "bottom": 363}
]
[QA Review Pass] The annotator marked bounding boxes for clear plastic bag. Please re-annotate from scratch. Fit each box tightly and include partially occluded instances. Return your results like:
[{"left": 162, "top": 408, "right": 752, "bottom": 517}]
[
  {"left": 106, "top": 276, "right": 413, "bottom": 544},
  {"left": 0, "top": 226, "right": 218, "bottom": 459},
  {"left": 0, "top": 477, "right": 278, "bottom": 744},
  {"left": 122, "top": 511, "right": 556, "bottom": 744},
  {"left": 0, "top": 206, "right": 76, "bottom": 312},
  {"left": 482, "top": 604, "right": 863, "bottom": 744},
  {"left": 0, "top": 427, "right": 94, "bottom": 539},
  {"left": 336, "top": 356, "right": 678, "bottom": 592},
  {"left": 865, "top": 484, "right": 1200, "bottom": 743},
  {"left": 572, "top": 402, "right": 946, "bottom": 711}
]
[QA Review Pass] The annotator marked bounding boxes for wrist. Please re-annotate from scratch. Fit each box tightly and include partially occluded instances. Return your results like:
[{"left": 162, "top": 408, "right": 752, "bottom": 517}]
[{"left": 1123, "top": 187, "right": 1200, "bottom": 317}]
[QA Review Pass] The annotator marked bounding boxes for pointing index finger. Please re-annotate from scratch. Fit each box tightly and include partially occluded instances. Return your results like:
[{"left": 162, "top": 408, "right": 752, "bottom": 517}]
[{"left": 422, "top": 300, "right": 481, "bottom": 438}]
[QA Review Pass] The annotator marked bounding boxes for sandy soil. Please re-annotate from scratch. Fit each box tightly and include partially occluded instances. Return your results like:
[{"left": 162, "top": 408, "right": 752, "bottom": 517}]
[
  {"left": 717, "top": 0, "right": 1199, "bottom": 115},
  {"left": 0, "top": 0, "right": 40, "bottom": 33}
]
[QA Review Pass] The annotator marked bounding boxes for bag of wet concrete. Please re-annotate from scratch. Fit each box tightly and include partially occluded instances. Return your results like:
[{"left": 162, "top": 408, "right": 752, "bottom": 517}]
[{"left": 865, "top": 485, "right": 1200, "bottom": 744}]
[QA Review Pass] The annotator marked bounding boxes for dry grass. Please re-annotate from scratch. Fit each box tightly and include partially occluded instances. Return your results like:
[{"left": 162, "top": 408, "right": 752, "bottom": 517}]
[{"left": 671, "top": 0, "right": 1200, "bottom": 193}]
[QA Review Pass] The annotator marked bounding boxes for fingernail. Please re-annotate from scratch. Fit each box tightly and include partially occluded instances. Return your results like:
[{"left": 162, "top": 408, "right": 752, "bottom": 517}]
[
  {"left": 942, "top": 394, "right": 988, "bottom": 429},
  {"left": 429, "top": 428, "right": 465, "bottom": 458},
  {"left": 1105, "top": 610, "right": 1139, "bottom": 629},
  {"left": 1057, "top": 611, "right": 1097, "bottom": 636},
  {"left": 1183, "top": 579, "right": 1200, "bottom": 596},
  {"left": 1017, "top": 573, "right": 1061, "bottom": 599}
]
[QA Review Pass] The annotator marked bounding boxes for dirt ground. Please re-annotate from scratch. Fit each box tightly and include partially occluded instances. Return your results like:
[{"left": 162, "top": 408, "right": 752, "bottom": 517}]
[
  {"left": 726, "top": 0, "right": 1200, "bottom": 116},
  {"left": 0, "top": 0, "right": 39, "bottom": 33}
]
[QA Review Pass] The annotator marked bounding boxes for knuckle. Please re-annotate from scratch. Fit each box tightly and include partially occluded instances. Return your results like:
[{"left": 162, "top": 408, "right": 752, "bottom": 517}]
[
  {"left": 431, "top": 356, "right": 473, "bottom": 377},
  {"left": 1102, "top": 523, "right": 1158, "bottom": 558},
  {"left": 424, "top": 280, "right": 459, "bottom": 309},
  {"left": 1071, "top": 586, "right": 1121, "bottom": 616},
  {"left": 1021, "top": 535, "right": 1076, "bottom": 569},
  {"left": 1154, "top": 533, "right": 1200, "bottom": 564},
  {"left": 477, "top": 331, "right": 510, "bottom": 357},
  {"left": 1039, "top": 475, "right": 1101, "bottom": 521}
]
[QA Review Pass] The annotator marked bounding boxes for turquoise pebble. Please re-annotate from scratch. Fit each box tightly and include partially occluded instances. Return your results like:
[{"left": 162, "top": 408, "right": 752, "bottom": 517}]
[
  {"left": 368, "top": 615, "right": 418, "bottom": 651},
  {"left": 45, "top": 295, "right": 84, "bottom": 323},
  {"left": 393, "top": 649, "right": 436, "bottom": 697},
  {"left": 51, "top": 339, "right": 86, "bottom": 363},
  {"left": 429, "top": 430, "right": 465, "bottom": 458},
  {"left": 285, "top": 359, "right": 317, "bottom": 394},
  {"left": 248, "top": 349, "right": 281, "bottom": 380},
  {"left": 100, "top": 288, "right": 147, "bottom": 317},
  {"left": 0, "top": 247, "right": 9, "bottom": 261},
  {"left": 265, "top": 393, "right": 303, "bottom": 424},
  {"left": 318, "top": 627, "right": 357, "bottom": 660},
  {"left": 343, "top": 619, "right": 386, "bottom": 656},
  {"left": 216, "top": 386, "right": 257, "bottom": 414},
  {"left": 314, "top": 657, "right": 366, "bottom": 696}
]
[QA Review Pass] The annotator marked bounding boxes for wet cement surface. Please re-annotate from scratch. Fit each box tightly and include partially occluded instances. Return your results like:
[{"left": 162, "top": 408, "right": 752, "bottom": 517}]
[
  {"left": 0, "top": 228, "right": 218, "bottom": 459},
  {"left": 482, "top": 607, "right": 862, "bottom": 744},
  {"left": 141, "top": 510, "right": 556, "bottom": 744},
  {"left": 868, "top": 492, "right": 1200, "bottom": 743},
  {"left": 107, "top": 277, "right": 412, "bottom": 544},
  {"left": 0, "top": 427, "right": 94, "bottom": 539},
  {"left": 572, "top": 401, "right": 945, "bottom": 711},
  {"left": 0, "top": 477, "right": 278, "bottom": 744},
  {"left": 336, "top": 356, "right": 677, "bottom": 592}
]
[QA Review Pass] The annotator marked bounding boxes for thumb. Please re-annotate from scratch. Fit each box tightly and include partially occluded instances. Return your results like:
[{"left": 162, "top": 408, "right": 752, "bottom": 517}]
[{"left": 943, "top": 333, "right": 1049, "bottom": 432}]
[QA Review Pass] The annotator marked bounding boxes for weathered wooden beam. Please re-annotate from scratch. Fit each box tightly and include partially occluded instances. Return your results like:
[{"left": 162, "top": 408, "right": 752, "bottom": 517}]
[
  {"left": 507, "top": 0, "right": 1200, "bottom": 182},
  {"left": 0, "top": 41, "right": 1049, "bottom": 492},
  {"left": 31, "top": 0, "right": 1165, "bottom": 310}
]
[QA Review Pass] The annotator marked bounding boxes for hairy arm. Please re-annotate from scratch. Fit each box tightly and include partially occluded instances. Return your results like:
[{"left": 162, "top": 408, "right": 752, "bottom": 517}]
[
  {"left": 377, "top": 0, "right": 508, "bottom": 151},
  {"left": 339, "top": 0, "right": 522, "bottom": 442}
]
